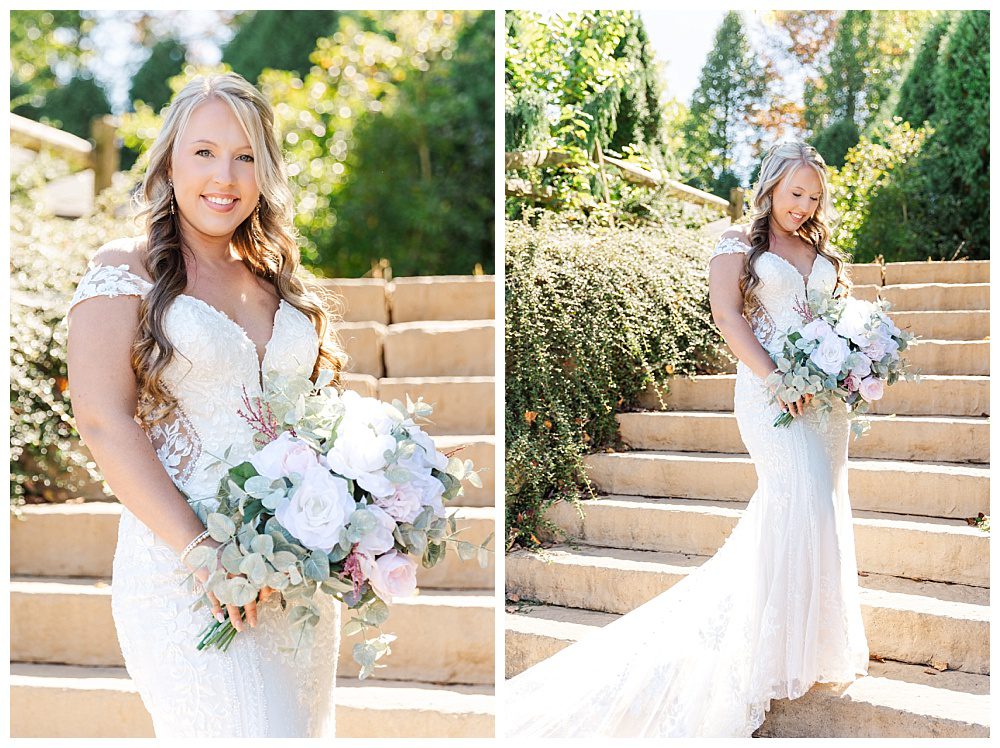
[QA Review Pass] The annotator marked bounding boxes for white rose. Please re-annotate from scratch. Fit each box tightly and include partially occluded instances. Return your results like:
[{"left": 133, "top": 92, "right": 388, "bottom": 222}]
[
  {"left": 250, "top": 431, "right": 318, "bottom": 481},
  {"left": 809, "top": 331, "right": 851, "bottom": 375},
  {"left": 275, "top": 464, "right": 355, "bottom": 553},
  {"left": 835, "top": 297, "right": 875, "bottom": 346},
  {"left": 324, "top": 418, "right": 397, "bottom": 498},
  {"left": 354, "top": 504, "right": 397, "bottom": 556},
  {"left": 359, "top": 549, "right": 418, "bottom": 601},
  {"left": 799, "top": 318, "right": 834, "bottom": 342},
  {"left": 406, "top": 425, "right": 449, "bottom": 471}
]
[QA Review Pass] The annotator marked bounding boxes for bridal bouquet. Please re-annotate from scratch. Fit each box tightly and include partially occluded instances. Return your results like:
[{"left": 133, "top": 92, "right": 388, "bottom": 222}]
[
  {"left": 183, "top": 368, "right": 490, "bottom": 678},
  {"left": 765, "top": 290, "right": 918, "bottom": 437}
]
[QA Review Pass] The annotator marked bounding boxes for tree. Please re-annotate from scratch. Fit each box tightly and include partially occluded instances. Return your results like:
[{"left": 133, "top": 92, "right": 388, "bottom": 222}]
[
  {"left": 35, "top": 74, "right": 112, "bottom": 139},
  {"left": 324, "top": 11, "right": 495, "bottom": 276},
  {"left": 681, "top": 11, "right": 766, "bottom": 196},
  {"left": 222, "top": 10, "right": 339, "bottom": 83},
  {"left": 129, "top": 38, "right": 186, "bottom": 111},
  {"left": 10, "top": 11, "right": 94, "bottom": 111},
  {"left": 604, "top": 16, "right": 665, "bottom": 156},
  {"left": 808, "top": 11, "right": 934, "bottom": 164},
  {"left": 895, "top": 13, "right": 954, "bottom": 127}
]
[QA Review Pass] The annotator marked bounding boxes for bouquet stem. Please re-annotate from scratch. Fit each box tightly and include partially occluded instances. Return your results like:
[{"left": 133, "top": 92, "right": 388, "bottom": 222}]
[
  {"left": 196, "top": 608, "right": 246, "bottom": 652},
  {"left": 772, "top": 411, "right": 795, "bottom": 428}
]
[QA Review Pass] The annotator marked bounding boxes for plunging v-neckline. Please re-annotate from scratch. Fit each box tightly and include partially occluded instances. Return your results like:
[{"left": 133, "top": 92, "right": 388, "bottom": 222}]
[
  {"left": 179, "top": 292, "right": 284, "bottom": 370},
  {"left": 765, "top": 250, "right": 821, "bottom": 289},
  {"left": 108, "top": 264, "right": 283, "bottom": 374}
]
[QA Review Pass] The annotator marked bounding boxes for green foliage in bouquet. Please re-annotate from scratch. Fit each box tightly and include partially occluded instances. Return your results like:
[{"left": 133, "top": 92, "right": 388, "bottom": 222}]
[
  {"left": 505, "top": 213, "right": 730, "bottom": 548},
  {"left": 185, "top": 370, "right": 490, "bottom": 678}
]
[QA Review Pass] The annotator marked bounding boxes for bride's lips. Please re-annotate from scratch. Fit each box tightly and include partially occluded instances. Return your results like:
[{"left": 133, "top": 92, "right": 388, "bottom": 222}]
[
  {"left": 789, "top": 212, "right": 806, "bottom": 223},
  {"left": 202, "top": 194, "right": 239, "bottom": 213}
]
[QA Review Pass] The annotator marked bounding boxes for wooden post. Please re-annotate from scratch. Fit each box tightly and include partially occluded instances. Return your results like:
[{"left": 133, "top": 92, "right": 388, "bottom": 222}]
[
  {"left": 728, "top": 187, "right": 744, "bottom": 223},
  {"left": 91, "top": 115, "right": 119, "bottom": 196}
]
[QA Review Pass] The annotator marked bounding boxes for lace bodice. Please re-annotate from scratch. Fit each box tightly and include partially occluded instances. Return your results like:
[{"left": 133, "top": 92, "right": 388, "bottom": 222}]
[
  {"left": 69, "top": 262, "right": 320, "bottom": 511},
  {"left": 710, "top": 235, "right": 839, "bottom": 354}
]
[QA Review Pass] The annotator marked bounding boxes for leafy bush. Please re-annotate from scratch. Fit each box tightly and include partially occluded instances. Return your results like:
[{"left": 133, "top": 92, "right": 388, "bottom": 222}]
[
  {"left": 504, "top": 214, "right": 730, "bottom": 548},
  {"left": 9, "top": 157, "right": 129, "bottom": 512},
  {"left": 828, "top": 118, "right": 930, "bottom": 262}
]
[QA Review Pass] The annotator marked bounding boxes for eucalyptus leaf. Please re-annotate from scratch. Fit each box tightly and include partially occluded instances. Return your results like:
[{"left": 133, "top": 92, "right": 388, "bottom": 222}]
[{"left": 207, "top": 513, "right": 236, "bottom": 542}]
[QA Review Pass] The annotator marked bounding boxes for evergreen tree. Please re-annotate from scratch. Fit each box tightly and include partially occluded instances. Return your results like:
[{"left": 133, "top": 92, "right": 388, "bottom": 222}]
[
  {"left": 895, "top": 13, "right": 954, "bottom": 126},
  {"left": 605, "top": 16, "right": 664, "bottom": 156},
  {"left": 681, "top": 11, "right": 766, "bottom": 196},
  {"left": 222, "top": 10, "right": 340, "bottom": 83},
  {"left": 129, "top": 38, "right": 186, "bottom": 111},
  {"left": 36, "top": 75, "right": 112, "bottom": 139}
]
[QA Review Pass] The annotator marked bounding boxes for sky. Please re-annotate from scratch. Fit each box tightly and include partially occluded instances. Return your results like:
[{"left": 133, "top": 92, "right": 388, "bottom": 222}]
[{"left": 639, "top": 10, "right": 725, "bottom": 105}]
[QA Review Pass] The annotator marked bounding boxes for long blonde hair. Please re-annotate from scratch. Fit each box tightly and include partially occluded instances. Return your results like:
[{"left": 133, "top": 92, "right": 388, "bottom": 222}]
[
  {"left": 740, "top": 141, "right": 850, "bottom": 312},
  {"left": 132, "top": 73, "right": 344, "bottom": 422}
]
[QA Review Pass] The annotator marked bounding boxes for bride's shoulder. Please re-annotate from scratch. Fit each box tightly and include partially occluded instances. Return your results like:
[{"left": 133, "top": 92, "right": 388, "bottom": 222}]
[
  {"left": 711, "top": 227, "right": 752, "bottom": 259},
  {"left": 89, "top": 236, "right": 153, "bottom": 283}
]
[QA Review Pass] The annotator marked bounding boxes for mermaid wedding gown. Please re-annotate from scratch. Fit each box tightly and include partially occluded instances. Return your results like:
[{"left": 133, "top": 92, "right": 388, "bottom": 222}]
[
  {"left": 504, "top": 235, "right": 869, "bottom": 737},
  {"left": 69, "top": 261, "right": 341, "bottom": 738}
]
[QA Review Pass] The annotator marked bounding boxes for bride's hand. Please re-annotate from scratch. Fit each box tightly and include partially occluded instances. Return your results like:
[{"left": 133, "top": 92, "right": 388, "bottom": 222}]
[
  {"left": 778, "top": 392, "right": 814, "bottom": 417},
  {"left": 188, "top": 538, "right": 257, "bottom": 631}
]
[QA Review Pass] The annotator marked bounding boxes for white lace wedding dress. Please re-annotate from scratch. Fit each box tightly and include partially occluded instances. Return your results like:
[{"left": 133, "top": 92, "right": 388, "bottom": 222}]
[
  {"left": 504, "top": 235, "right": 869, "bottom": 737},
  {"left": 69, "top": 261, "right": 341, "bottom": 738}
]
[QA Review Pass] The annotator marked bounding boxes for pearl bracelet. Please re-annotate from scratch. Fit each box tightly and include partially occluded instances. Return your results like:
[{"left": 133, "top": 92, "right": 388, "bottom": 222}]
[{"left": 179, "top": 529, "right": 212, "bottom": 565}]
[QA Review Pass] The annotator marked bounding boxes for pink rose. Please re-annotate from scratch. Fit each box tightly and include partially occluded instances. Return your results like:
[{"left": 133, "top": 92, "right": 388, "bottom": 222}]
[
  {"left": 354, "top": 505, "right": 397, "bottom": 556},
  {"left": 376, "top": 483, "right": 424, "bottom": 524},
  {"left": 250, "top": 431, "right": 318, "bottom": 480},
  {"left": 843, "top": 373, "right": 860, "bottom": 393},
  {"left": 359, "top": 549, "right": 418, "bottom": 601},
  {"left": 858, "top": 376, "right": 885, "bottom": 403}
]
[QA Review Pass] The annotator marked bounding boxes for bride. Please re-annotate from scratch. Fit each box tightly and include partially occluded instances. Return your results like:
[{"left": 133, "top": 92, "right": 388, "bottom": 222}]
[
  {"left": 67, "top": 73, "right": 344, "bottom": 737},
  {"left": 504, "top": 142, "right": 870, "bottom": 737}
]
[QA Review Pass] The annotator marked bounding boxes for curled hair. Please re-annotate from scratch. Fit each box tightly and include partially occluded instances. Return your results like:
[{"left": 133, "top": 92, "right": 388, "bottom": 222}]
[
  {"left": 131, "top": 73, "right": 345, "bottom": 423},
  {"left": 739, "top": 141, "right": 850, "bottom": 322}
]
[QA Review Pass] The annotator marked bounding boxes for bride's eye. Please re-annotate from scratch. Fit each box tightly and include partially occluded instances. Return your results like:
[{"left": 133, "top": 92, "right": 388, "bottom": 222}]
[
  {"left": 237, "top": 154, "right": 255, "bottom": 163},
  {"left": 195, "top": 149, "right": 212, "bottom": 157}
]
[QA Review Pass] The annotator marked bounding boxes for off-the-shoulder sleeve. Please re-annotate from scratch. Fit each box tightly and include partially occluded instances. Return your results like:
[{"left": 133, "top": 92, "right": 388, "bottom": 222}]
[
  {"left": 710, "top": 235, "right": 751, "bottom": 261},
  {"left": 68, "top": 263, "right": 152, "bottom": 314}
]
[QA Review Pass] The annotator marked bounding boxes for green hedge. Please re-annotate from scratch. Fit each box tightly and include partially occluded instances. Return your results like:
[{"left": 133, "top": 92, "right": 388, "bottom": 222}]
[{"left": 504, "top": 214, "right": 729, "bottom": 548}]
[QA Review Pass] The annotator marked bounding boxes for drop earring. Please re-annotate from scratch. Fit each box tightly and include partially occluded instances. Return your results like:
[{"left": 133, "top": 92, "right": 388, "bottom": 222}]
[{"left": 168, "top": 178, "right": 176, "bottom": 216}]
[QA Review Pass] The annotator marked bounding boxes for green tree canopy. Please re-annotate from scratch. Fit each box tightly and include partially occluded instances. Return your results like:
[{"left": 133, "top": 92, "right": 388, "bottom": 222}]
[
  {"left": 681, "top": 11, "right": 766, "bottom": 196},
  {"left": 895, "top": 12, "right": 955, "bottom": 126},
  {"left": 222, "top": 10, "right": 339, "bottom": 83},
  {"left": 129, "top": 38, "right": 187, "bottom": 111}
]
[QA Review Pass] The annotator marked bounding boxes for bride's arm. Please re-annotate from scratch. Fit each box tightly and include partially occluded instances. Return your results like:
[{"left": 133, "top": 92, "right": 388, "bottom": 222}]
[
  {"left": 67, "top": 292, "right": 209, "bottom": 557},
  {"left": 708, "top": 253, "right": 779, "bottom": 380},
  {"left": 68, "top": 289, "right": 256, "bottom": 628}
]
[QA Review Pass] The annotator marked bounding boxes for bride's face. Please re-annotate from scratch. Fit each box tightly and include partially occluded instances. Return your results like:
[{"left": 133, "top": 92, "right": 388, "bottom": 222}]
[
  {"left": 169, "top": 97, "right": 260, "bottom": 242},
  {"left": 770, "top": 164, "right": 822, "bottom": 235}
]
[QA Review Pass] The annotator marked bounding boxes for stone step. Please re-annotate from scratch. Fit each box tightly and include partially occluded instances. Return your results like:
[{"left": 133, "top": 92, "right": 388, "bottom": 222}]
[
  {"left": 379, "top": 377, "right": 494, "bottom": 436},
  {"left": 617, "top": 411, "right": 989, "bottom": 463},
  {"left": 338, "top": 321, "right": 386, "bottom": 378},
  {"left": 319, "top": 278, "right": 389, "bottom": 324},
  {"left": 882, "top": 261, "right": 989, "bottom": 286},
  {"left": 890, "top": 310, "right": 989, "bottom": 341},
  {"left": 506, "top": 545, "right": 989, "bottom": 673},
  {"left": 9, "top": 662, "right": 493, "bottom": 737},
  {"left": 341, "top": 372, "right": 379, "bottom": 398},
  {"left": 584, "top": 450, "right": 989, "bottom": 521},
  {"left": 847, "top": 263, "right": 883, "bottom": 286},
  {"left": 389, "top": 276, "right": 494, "bottom": 323},
  {"left": 545, "top": 496, "right": 989, "bottom": 587},
  {"left": 639, "top": 374, "right": 989, "bottom": 417},
  {"left": 906, "top": 339, "right": 988, "bottom": 376},
  {"left": 11, "top": 503, "right": 494, "bottom": 584},
  {"left": 11, "top": 578, "right": 494, "bottom": 684},
  {"left": 757, "top": 660, "right": 989, "bottom": 738},
  {"left": 431, "top": 435, "right": 496, "bottom": 508},
  {"left": 853, "top": 283, "right": 989, "bottom": 311},
  {"left": 383, "top": 320, "right": 495, "bottom": 378}
]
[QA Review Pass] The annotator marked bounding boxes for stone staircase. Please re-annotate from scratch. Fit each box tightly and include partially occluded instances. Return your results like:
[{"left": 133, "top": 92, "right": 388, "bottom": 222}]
[
  {"left": 11, "top": 274, "right": 496, "bottom": 738},
  {"left": 505, "top": 260, "right": 989, "bottom": 738}
]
